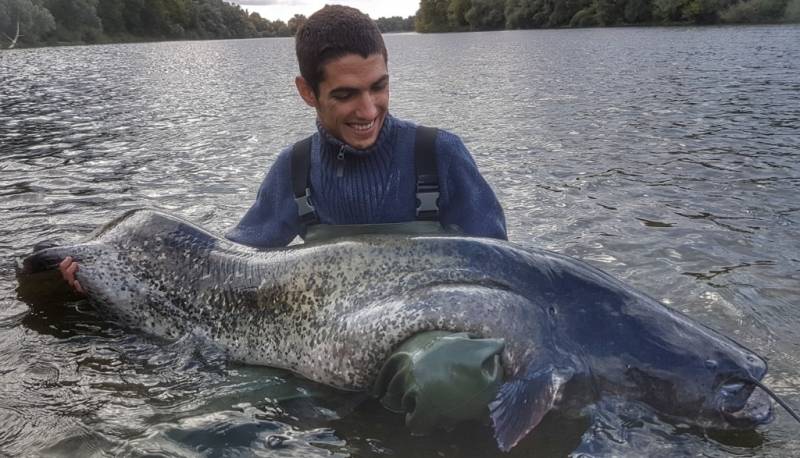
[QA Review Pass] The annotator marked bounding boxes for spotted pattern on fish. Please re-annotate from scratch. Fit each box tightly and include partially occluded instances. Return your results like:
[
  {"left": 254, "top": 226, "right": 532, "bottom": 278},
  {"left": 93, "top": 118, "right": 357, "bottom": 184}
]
[{"left": 35, "top": 210, "right": 556, "bottom": 390}]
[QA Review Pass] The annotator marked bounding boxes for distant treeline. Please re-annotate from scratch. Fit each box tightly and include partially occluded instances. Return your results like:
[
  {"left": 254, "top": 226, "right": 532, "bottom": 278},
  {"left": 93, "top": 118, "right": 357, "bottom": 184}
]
[
  {"left": 3, "top": 0, "right": 798, "bottom": 49},
  {"left": 415, "top": 0, "right": 800, "bottom": 30},
  {"left": 0, "top": 0, "right": 415, "bottom": 48},
  {"left": 375, "top": 15, "right": 417, "bottom": 32}
]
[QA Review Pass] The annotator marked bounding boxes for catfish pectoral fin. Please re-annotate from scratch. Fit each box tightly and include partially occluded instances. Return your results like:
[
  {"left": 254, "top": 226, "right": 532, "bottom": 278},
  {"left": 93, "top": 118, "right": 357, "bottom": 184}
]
[{"left": 489, "top": 361, "right": 574, "bottom": 452}]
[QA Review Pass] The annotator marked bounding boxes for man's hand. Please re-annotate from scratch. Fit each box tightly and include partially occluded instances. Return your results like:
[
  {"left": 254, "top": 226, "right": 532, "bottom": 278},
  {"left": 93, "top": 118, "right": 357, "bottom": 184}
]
[{"left": 59, "top": 256, "right": 85, "bottom": 294}]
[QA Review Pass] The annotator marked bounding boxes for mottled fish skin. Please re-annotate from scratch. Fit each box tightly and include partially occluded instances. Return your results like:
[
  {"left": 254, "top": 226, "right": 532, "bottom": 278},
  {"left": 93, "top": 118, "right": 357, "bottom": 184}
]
[
  {"left": 29, "top": 210, "right": 551, "bottom": 390},
  {"left": 20, "top": 209, "right": 772, "bottom": 440}
]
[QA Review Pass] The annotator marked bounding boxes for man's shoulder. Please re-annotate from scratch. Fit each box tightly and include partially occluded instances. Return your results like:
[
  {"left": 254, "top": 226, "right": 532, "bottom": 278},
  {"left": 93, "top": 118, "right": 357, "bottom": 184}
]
[
  {"left": 275, "top": 144, "right": 295, "bottom": 161},
  {"left": 387, "top": 114, "right": 415, "bottom": 130},
  {"left": 393, "top": 116, "right": 454, "bottom": 134},
  {"left": 260, "top": 144, "right": 295, "bottom": 178},
  {"left": 392, "top": 116, "right": 464, "bottom": 148},
  {"left": 282, "top": 132, "right": 317, "bottom": 150},
  {"left": 275, "top": 132, "right": 322, "bottom": 165}
]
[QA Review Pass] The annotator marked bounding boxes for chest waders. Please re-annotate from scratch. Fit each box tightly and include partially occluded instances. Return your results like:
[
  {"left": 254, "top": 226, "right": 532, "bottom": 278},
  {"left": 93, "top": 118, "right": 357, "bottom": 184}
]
[{"left": 290, "top": 126, "right": 505, "bottom": 433}]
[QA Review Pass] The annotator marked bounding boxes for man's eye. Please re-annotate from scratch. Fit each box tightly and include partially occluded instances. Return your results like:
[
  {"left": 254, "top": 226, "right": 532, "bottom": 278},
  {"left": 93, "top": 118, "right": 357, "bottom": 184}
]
[{"left": 331, "top": 93, "right": 351, "bottom": 100}]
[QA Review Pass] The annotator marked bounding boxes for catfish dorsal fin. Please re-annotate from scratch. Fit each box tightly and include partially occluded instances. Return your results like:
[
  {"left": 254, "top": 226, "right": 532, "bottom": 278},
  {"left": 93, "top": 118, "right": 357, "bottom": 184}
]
[{"left": 489, "top": 362, "right": 574, "bottom": 452}]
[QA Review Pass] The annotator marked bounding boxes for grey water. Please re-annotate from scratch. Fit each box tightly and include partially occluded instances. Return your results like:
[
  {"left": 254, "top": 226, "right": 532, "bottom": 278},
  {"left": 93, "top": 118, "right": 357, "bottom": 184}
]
[{"left": 1, "top": 25, "right": 799, "bottom": 456}]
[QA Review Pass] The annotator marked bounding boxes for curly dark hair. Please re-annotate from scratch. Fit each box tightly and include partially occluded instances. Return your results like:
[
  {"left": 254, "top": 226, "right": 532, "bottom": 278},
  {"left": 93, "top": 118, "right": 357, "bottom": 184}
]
[{"left": 295, "top": 5, "right": 387, "bottom": 96}]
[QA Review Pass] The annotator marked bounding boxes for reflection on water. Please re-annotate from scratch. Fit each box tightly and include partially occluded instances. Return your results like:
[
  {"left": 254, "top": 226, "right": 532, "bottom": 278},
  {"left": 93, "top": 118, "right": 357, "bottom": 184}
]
[{"left": 2, "top": 26, "right": 800, "bottom": 456}]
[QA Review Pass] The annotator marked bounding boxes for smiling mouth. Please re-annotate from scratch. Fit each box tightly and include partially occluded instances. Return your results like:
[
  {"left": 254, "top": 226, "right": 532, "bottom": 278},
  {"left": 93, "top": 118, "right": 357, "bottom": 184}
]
[{"left": 347, "top": 119, "right": 375, "bottom": 132}]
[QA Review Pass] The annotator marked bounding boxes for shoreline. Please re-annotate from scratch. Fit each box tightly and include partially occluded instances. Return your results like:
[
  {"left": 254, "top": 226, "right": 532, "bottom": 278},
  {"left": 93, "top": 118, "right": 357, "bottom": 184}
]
[{"left": 3, "top": 21, "right": 797, "bottom": 51}]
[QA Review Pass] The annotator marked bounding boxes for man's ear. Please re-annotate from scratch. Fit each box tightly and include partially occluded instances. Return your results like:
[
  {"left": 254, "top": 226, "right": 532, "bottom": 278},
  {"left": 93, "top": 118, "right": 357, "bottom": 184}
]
[{"left": 295, "top": 76, "right": 319, "bottom": 108}]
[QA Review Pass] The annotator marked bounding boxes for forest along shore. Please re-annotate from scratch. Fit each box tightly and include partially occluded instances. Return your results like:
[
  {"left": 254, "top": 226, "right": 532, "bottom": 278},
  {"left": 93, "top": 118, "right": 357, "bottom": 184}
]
[
  {"left": 2, "top": 0, "right": 799, "bottom": 50},
  {"left": 0, "top": 0, "right": 414, "bottom": 49},
  {"left": 415, "top": 0, "right": 800, "bottom": 31}
]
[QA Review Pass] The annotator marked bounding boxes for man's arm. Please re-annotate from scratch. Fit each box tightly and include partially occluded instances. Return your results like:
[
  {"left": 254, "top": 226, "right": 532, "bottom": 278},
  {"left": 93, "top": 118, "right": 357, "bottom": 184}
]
[
  {"left": 435, "top": 131, "right": 508, "bottom": 240},
  {"left": 225, "top": 148, "right": 304, "bottom": 248}
]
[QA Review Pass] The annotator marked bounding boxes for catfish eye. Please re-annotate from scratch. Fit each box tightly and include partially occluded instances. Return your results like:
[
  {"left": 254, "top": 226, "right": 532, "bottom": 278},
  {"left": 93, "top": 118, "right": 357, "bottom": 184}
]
[{"left": 705, "top": 359, "right": 718, "bottom": 370}]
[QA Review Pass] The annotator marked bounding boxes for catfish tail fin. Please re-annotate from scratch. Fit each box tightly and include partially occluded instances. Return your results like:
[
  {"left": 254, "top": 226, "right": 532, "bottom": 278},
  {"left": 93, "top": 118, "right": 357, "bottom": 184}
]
[{"left": 19, "top": 246, "right": 68, "bottom": 274}]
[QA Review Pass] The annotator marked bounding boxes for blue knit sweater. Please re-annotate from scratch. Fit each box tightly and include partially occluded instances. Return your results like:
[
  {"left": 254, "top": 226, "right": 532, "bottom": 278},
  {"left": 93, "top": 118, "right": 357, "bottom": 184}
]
[{"left": 226, "top": 114, "right": 507, "bottom": 248}]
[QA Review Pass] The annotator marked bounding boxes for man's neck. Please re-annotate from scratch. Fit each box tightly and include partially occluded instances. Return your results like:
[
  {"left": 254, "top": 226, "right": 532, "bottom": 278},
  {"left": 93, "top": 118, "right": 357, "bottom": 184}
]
[{"left": 315, "top": 114, "right": 393, "bottom": 155}]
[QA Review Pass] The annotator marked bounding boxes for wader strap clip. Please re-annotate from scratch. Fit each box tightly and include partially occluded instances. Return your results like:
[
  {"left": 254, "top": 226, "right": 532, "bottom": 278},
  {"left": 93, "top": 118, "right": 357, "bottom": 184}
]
[
  {"left": 415, "top": 126, "right": 440, "bottom": 221},
  {"left": 291, "top": 135, "right": 319, "bottom": 225},
  {"left": 294, "top": 189, "right": 316, "bottom": 224}
]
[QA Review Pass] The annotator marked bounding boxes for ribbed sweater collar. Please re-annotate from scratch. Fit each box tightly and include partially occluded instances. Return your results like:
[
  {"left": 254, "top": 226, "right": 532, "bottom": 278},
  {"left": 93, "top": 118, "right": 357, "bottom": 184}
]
[{"left": 315, "top": 114, "right": 395, "bottom": 157}]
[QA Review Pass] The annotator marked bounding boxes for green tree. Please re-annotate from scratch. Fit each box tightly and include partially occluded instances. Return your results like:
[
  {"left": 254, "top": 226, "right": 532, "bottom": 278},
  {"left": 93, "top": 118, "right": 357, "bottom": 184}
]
[
  {"left": 416, "top": 0, "right": 450, "bottom": 32},
  {"left": 465, "top": 0, "right": 506, "bottom": 30},
  {"left": 549, "top": 0, "right": 591, "bottom": 25},
  {"left": 524, "top": 0, "right": 557, "bottom": 27},
  {"left": 720, "top": 0, "right": 789, "bottom": 21},
  {"left": 194, "top": 0, "right": 226, "bottom": 38},
  {"left": 97, "top": 0, "right": 126, "bottom": 36},
  {"left": 448, "top": 0, "right": 471, "bottom": 28},
  {"left": 163, "top": 0, "right": 192, "bottom": 36},
  {"left": 221, "top": 3, "right": 253, "bottom": 37},
  {"left": 376, "top": 15, "right": 416, "bottom": 32},
  {"left": 287, "top": 13, "right": 306, "bottom": 35},
  {"left": 41, "top": 0, "right": 103, "bottom": 42},
  {"left": 571, "top": 4, "right": 600, "bottom": 25},
  {"left": 119, "top": 0, "right": 145, "bottom": 35},
  {"left": 269, "top": 19, "right": 290, "bottom": 36},
  {"left": 623, "top": 0, "right": 653, "bottom": 22},
  {"left": 140, "top": 0, "right": 170, "bottom": 35},
  {"left": 249, "top": 11, "right": 274, "bottom": 36},
  {"left": 0, "top": 0, "right": 55, "bottom": 46},
  {"left": 785, "top": 0, "right": 800, "bottom": 21},
  {"left": 684, "top": 0, "right": 729, "bottom": 22},
  {"left": 653, "top": 0, "right": 691, "bottom": 21},
  {"left": 594, "top": 0, "right": 626, "bottom": 24},
  {"left": 505, "top": 0, "right": 539, "bottom": 28}
]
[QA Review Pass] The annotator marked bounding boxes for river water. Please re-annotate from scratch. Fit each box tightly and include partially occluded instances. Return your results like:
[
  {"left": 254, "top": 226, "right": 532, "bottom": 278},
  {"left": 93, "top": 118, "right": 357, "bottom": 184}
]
[{"left": 1, "top": 26, "right": 799, "bottom": 456}]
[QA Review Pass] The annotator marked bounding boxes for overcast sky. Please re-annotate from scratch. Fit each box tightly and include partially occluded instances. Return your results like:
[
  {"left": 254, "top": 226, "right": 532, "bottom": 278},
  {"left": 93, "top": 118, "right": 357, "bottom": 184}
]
[{"left": 232, "top": 0, "right": 420, "bottom": 22}]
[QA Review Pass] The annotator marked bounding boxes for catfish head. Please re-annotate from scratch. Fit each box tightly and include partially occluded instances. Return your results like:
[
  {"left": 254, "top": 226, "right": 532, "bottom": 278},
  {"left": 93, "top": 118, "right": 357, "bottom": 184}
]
[{"left": 546, "top": 259, "right": 774, "bottom": 432}]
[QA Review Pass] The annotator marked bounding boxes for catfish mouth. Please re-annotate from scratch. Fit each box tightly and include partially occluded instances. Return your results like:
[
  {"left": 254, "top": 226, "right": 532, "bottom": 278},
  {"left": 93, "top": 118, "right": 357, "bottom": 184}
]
[{"left": 718, "top": 380, "right": 774, "bottom": 427}]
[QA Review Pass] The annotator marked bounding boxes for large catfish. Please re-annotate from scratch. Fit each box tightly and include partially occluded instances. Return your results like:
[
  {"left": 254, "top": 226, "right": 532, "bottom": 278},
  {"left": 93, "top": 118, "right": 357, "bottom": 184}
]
[{"left": 19, "top": 209, "right": 774, "bottom": 451}]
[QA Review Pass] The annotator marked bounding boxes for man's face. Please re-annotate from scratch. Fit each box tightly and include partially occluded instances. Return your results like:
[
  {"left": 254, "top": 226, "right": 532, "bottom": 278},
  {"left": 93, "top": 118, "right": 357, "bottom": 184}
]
[{"left": 297, "top": 53, "right": 389, "bottom": 150}]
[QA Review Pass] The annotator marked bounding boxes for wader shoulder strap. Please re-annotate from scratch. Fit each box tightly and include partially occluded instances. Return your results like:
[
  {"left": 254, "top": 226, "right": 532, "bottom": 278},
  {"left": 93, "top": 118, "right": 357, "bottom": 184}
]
[
  {"left": 415, "top": 126, "right": 440, "bottom": 221},
  {"left": 291, "top": 136, "right": 319, "bottom": 225}
]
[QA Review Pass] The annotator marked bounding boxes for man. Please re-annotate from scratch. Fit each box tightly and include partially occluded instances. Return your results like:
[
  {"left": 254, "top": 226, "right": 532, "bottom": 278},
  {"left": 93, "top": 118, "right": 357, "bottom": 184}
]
[
  {"left": 224, "top": 4, "right": 506, "bottom": 247},
  {"left": 60, "top": 5, "right": 506, "bottom": 295}
]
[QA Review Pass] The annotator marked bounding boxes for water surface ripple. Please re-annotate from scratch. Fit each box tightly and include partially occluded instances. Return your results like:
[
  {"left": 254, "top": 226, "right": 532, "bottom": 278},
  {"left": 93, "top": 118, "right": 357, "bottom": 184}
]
[{"left": 1, "top": 26, "right": 799, "bottom": 456}]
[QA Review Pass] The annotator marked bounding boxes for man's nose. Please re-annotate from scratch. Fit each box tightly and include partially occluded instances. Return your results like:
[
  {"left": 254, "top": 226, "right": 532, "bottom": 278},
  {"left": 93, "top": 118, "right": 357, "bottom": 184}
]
[{"left": 354, "top": 92, "right": 378, "bottom": 119}]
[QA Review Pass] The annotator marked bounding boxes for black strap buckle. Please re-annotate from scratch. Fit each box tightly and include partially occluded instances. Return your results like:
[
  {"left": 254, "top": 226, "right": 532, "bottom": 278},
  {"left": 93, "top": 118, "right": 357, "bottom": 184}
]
[
  {"left": 414, "top": 127, "right": 440, "bottom": 221},
  {"left": 416, "top": 192, "right": 440, "bottom": 219},
  {"left": 295, "top": 188, "right": 316, "bottom": 224},
  {"left": 416, "top": 173, "right": 439, "bottom": 219}
]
